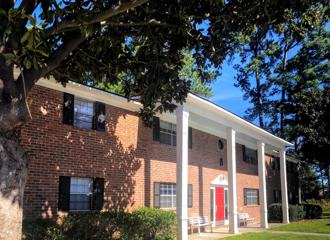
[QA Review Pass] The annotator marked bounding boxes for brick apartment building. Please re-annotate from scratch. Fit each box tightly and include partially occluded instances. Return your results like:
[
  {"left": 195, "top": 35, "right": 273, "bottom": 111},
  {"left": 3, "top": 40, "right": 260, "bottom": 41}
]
[{"left": 21, "top": 78, "right": 299, "bottom": 237}]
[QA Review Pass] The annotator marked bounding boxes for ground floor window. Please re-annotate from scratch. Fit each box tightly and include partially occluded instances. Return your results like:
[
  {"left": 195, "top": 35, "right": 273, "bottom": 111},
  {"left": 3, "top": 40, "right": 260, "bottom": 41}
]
[
  {"left": 154, "top": 182, "right": 192, "bottom": 208},
  {"left": 244, "top": 188, "right": 259, "bottom": 205},
  {"left": 70, "top": 177, "right": 93, "bottom": 211},
  {"left": 58, "top": 176, "right": 104, "bottom": 211}
]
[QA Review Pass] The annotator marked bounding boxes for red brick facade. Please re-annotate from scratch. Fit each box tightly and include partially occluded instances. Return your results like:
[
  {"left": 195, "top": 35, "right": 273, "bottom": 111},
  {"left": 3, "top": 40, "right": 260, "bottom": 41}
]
[{"left": 21, "top": 85, "right": 298, "bottom": 224}]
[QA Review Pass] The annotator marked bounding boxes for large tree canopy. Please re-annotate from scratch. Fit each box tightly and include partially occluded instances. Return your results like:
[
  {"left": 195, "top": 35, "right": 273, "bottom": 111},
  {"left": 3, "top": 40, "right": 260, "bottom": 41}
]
[{"left": 0, "top": 0, "right": 326, "bottom": 239}]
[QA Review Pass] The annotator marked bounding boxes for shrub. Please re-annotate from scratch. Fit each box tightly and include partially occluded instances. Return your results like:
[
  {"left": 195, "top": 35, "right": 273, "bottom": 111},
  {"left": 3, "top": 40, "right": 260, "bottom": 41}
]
[
  {"left": 303, "top": 204, "right": 322, "bottom": 219},
  {"left": 289, "top": 204, "right": 305, "bottom": 221},
  {"left": 123, "top": 208, "right": 177, "bottom": 240},
  {"left": 268, "top": 203, "right": 283, "bottom": 222},
  {"left": 23, "top": 219, "right": 61, "bottom": 240},
  {"left": 23, "top": 208, "right": 176, "bottom": 240},
  {"left": 306, "top": 199, "right": 330, "bottom": 212},
  {"left": 61, "top": 211, "right": 129, "bottom": 240},
  {"left": 268, "top": 203, "right": 305, "bottom": 222}
]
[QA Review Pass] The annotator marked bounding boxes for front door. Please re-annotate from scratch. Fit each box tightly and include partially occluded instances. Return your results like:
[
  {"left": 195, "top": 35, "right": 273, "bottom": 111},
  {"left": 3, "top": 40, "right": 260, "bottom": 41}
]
[{"left": 215, "top": 187, "right": 225, "bottom": 222}]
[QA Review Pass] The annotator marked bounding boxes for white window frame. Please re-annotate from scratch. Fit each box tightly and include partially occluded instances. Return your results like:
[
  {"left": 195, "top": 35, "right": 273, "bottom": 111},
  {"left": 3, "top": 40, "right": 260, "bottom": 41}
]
[
  {"left": 159, "top": 183, "right": 176, "bottom": 208},
  {"left": 159, "top": 120, "right": 176, "bottom": 146},
  {"left": 73, "top": 97, "right": 94, "bottom": 129},
  {"left": 244, "top": 188, "right": 259, "bottom": 206},
  {"left": 69, "top": 177, "right": 93, "bottom": 211}
]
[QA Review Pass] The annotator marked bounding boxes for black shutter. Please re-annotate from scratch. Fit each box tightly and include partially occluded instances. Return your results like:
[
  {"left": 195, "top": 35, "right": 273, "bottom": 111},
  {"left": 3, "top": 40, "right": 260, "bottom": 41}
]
[
  {"left": 93, "top": 102, "right": 106, "bottom": 131},
  {"left": 243, "top": 189, "right": 247, "bottom": 205},
  {"left": 92, "top": 178, "right": 104, "bottom": 210},
  {"left": 188, "top": 127, "right": 192, "bottom": 149},
  {"left": 153, "top": 117, "right": 160, "bottom": 141},
  {"left": 154, "top": 182, "right": 160, "bottom": 208},
  {"left": 188, "top": 184, "right": 193, "bottom": 208},
  {"left": 63, "top": 93, "right": 74, "bottom": 125},
  {"left": 58, "top": 176, "right": 71, "bottom": 211},
  {"left": 242, "top": 145, "right": 246, "bottom": 162},
  {"left": 254, "top": 150, "right": 258, "bottom": 164}
]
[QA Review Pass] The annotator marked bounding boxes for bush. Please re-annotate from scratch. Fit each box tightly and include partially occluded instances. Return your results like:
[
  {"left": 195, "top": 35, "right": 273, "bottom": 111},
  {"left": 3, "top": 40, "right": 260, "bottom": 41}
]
[
  {"left": 123, "top": 208, "right": 177, "bottom": 240},
  {"left": 305, "top": 199, "right": 330, "bottom": 212},
  {"left": 268, "top": 203, "right": 305, "bottom": 222},
  {"left": 61, "top": 211, "right": 129, "bottom": 240},
  {"left": 303, "top": 204, "right": 322, "bottom": 219},
  {"left": 268, "top": 203, "right": 283, "bottom": 222},
  {"left": 23, "top": 208, "right": 176, "bottom": 240},
  {"left": 289, "top": 204, "right": 305, "bottom": 221},
  {"left": 23, "top": 219, "right": 61, "bottom": 240}
]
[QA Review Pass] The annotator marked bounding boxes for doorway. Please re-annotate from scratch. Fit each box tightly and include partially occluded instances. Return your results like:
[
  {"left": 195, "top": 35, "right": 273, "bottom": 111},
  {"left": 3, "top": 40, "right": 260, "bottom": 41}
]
[{"left": 210, "top": 186, "right": 228, "bottom": 225}]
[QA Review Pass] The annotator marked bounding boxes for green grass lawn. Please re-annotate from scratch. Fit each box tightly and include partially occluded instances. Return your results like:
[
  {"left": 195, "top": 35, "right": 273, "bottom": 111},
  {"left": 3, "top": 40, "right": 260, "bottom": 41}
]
[
  {"left": 270, "top": 219, "right": 330, "bottom": 234},
  {"left": 222, "top": 232, "right": 329, "bottom": 240}
]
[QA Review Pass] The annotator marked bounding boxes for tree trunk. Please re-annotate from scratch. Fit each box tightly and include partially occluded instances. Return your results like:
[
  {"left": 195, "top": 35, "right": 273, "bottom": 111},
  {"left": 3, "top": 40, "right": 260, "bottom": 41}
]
[
  {"left": 0, "top": 130, "right": 28, "bottom": 240},
  {"left": 0, "top": 57, "right": 30, "bottom": 240}
]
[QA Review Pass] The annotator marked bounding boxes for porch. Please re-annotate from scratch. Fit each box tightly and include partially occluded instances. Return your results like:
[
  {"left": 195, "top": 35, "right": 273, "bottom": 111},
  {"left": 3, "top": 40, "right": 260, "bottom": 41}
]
[{"left": 172, "top": 94, "right": 293, "bottom": 240}]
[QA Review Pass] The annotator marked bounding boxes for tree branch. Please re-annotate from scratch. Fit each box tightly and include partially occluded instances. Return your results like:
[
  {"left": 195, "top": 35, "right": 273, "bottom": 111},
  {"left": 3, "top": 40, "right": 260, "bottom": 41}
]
[
  {"left": 43, "top": 0, "right": 149, "bottom": 37},
  {"left": 16, "top": 32, "right": 86, "bottom": 95}
]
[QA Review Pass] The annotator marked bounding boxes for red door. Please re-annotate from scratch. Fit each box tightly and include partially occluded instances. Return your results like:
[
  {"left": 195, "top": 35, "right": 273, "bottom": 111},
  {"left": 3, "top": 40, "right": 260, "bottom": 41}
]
[{"left": 215, "top": 187, "right": 225, "bottom": 221}]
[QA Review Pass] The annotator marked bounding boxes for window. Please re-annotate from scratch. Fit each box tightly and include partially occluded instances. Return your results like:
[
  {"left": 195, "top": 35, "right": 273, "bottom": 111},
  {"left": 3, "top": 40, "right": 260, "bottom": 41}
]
[
  {"left": 63, "top": 93, "right": 106, "bottom": 131},
  {"left": 58, "top": 176, "right": 104, "bottom": 211},
  {"left": 159, "top": 121, "right": 176, "bottom": 146},
  {"left": 153, "top": 117, "right": 192, "bottom": 148},
  {"left": 243, "top": 146, "right": 258, "bottom": 165},
  {"left": 74, "top": 98, "right": 94, "bottom": 129},
  {"left": 274, "top": 190, "right": 281, "bottom": 203},
  {"left": 244, "top": 189, "right": 259, "bottom": 205},
  {"left": 154, "top": 182, "right": 192, "bottom": 208},
  {"left": 271, "top": 156, "right": 280, "bottom": 170},
  {"left": 69, "top": 177, "right": 92, "bottom": 211}
]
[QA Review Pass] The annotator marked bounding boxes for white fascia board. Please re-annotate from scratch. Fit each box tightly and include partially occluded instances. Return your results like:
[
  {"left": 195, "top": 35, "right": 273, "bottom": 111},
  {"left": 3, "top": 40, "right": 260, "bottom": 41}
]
[
  {"left": 36, "top": 78, "right": 141, "bottom": 112},
  {"left": 186, "top": 93, "right": 293, "bottom": 149}
]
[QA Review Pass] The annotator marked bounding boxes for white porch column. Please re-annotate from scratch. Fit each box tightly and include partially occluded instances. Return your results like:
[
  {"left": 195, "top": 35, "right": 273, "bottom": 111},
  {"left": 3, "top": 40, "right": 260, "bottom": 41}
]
[
  {"left": 280, "top": 149, "right": 289, "bottom": 224},
  {"left": 257, "top": 141, "right": 268, "bottom": 229},
  {"left": 227, "top": 127, "right": 238, "bottom": 234},
  {"left": 176, "top": 105, "right": 189, "bottom": 240}
]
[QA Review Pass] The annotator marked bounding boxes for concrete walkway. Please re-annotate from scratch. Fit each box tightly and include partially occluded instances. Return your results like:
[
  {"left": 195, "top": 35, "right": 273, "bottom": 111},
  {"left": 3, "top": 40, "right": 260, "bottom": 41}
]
[
  {"left": 189, "top": 225, "right": 265, "bottom": 240},
  {"left": 269, "top": 230, "right": 330, "bottom": 237}
]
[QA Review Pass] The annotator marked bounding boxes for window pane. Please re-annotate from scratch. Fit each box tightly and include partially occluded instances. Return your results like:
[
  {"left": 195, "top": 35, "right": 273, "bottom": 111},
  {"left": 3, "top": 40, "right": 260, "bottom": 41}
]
[
  {"left": 74, "top": 98, "right": 94, "bottom": 129},
  {"left": 159, "top": 121, "right": 176, "bottom": 146},
  {"left": 70, "top": 177, "right": 92, "bottom": 211},
  {"left": 245, "top": 189, "right": 258, "bottom": 205}
]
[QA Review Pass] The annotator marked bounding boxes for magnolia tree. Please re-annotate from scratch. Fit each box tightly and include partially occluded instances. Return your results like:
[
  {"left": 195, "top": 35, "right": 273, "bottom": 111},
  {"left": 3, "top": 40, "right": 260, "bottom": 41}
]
[{"left": 0, "top": 0, "right": 321, "bottom": 238}]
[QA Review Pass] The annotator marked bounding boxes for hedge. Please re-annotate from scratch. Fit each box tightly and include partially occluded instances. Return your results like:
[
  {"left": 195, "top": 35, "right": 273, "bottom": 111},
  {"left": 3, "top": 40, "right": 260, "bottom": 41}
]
[
  {"left": 23, "top": 208, "right": 176, "bottom": 240},
  {"left": 305, "top": 199, "right": 330, "bottom": 212},
  {"left": 268, "top": 203, "right": 322, "bottom": 222},
  {"left": 268, "top": 203, "right": 305, "bottom": 222}
]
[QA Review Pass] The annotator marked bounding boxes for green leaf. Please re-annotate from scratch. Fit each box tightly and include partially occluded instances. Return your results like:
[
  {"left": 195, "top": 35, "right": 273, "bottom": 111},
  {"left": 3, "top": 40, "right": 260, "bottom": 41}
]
[{"left": 20, "top": 31, "right": 32, "bottom": 44}]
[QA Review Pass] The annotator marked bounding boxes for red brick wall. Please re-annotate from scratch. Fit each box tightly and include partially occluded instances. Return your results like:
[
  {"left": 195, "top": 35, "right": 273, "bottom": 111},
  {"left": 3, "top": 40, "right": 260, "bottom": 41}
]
[{"left": 21, "top": 85, "right": 287, "bottom": 225}]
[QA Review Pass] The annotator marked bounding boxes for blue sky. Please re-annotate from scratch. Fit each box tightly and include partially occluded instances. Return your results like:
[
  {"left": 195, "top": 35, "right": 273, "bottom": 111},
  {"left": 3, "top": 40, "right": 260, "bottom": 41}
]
[{"left": 209, "top": 60, "right": 249, "bottom": 119}]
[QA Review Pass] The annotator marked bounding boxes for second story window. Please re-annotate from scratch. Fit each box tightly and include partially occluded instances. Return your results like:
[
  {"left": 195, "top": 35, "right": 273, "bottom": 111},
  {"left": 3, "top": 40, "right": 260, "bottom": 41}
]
[
  {"left": 63, "top": 93, "right": 106, "bottom": 131},
  {"left": 160, "top": 120, "right": 176, "bottom": 146},
  {"left": 242, "top": 146, "right": 258, "bottom": 165},
  {"left": 74, "top": 98, "right": 94, "bottom": 129},
  {"left": 153, "top": 117, "right": 192, "bottom": 148}
]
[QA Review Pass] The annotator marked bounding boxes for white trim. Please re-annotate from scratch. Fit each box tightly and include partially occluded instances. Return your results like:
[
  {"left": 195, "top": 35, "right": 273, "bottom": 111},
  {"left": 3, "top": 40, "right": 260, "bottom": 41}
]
[
  {"left": 280, "top": 150, "right": 290, "bottom": 224},
  {"left": 257, "top": 141, "right": 268, "bottom": 229},
  {"left": 36, "top": 78, "right": 141, "bottom": 112},
  {"left": 35, "top": 78, "right": 292, "bottom": 150},
  {"left": 227, "top": 128, "right": 238, "bottom": 234}
]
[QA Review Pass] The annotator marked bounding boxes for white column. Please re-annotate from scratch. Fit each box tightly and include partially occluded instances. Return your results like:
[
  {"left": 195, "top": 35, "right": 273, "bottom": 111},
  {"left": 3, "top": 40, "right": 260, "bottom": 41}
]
[
  {"left": 227, "top": 127, "right": 238, "bottom": 234},
  {"left": 280, "top": 149, "right": 289, "bottom": 224},
  {"left": 176, "top": 105, "right": 189, "bottom": 240},
  {"left": 257, "top": 141, "right": 268, "bottom": 229}
]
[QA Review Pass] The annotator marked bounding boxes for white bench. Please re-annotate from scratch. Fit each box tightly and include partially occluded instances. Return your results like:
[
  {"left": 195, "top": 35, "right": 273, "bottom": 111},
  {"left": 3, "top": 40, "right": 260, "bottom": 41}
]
[
  {"left": 238, "top": 213, "right": 254, "bottom": 226},
  {"left": 188, "top": 216, "right": 213, "bottom": 234}
]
